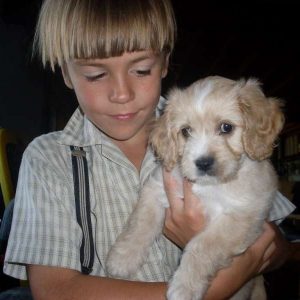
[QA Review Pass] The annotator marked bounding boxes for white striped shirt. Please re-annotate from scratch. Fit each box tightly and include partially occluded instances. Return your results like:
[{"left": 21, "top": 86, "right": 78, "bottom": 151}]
[{"left": 4, "top": 102, "right": 295, "bottom": 280}]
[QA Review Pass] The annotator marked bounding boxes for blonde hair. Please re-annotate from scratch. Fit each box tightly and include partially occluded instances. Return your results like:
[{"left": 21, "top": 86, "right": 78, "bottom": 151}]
[{"left": 34, "top": 0, "right": 176, "bottom": 71}]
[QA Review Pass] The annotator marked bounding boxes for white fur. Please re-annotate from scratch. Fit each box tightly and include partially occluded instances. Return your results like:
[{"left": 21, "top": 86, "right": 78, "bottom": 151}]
[{"left": 106, "top": 76, "right": 284, "bottom": 300}]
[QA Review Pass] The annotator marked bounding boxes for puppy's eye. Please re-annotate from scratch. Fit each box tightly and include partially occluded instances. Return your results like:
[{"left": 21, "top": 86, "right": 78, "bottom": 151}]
[
  {"left": 181, "top": 126, "right": 192, "bottom": 137},
  {"left": 220, "top": 123, "right": 233, "bottom": 134}
]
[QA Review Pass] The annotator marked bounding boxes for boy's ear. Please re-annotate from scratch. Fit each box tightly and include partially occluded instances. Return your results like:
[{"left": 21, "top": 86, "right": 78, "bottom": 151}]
[
  {"left": 162, "top": 53, "right": 170, "bottom": 78},
  {"left": 61, "top": 64, "right": 73, "bottom": 89}
]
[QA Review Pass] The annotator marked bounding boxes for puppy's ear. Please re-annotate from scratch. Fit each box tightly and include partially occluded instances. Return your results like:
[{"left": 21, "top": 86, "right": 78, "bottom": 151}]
[
  {"left": 238, "top": 79, "right": 285, "bottom": 161},
  {"left": 150, "top": 90, "right": 184, "bottom": 170}
]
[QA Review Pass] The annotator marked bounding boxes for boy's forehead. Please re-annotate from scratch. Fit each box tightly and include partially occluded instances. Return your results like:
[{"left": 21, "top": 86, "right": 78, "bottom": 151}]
[{"left": 72, "top": 50, "right": 164, "bottom": 65}]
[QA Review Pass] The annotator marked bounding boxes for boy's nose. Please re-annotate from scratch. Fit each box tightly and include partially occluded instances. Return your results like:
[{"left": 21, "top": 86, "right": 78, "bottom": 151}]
[{"left": 110, "top": 76, "right": 134, "bottom": 103}]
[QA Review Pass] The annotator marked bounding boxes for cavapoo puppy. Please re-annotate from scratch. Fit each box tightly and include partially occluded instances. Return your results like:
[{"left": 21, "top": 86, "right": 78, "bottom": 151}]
[{"left": 106, "top": 76, "right": 284, "bottom": 300}]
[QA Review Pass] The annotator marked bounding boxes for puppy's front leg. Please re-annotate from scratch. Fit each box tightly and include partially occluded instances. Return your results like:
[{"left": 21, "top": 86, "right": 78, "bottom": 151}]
[
  {"left": 106, "top": 181, "right": 166, "bottom": 278},
  {"left": 167, "top": 216, "right": 259, "bottom": 300}
]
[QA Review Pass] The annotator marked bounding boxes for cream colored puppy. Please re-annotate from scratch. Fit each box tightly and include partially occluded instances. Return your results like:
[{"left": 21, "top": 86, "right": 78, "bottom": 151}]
[{"left": 106, "top": 76, "right": 284, "bottom": 300}]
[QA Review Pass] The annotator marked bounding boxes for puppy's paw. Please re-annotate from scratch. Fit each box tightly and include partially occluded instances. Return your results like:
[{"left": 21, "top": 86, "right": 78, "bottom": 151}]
[
  {"left": 106, "top": 242, "right": 145, "bottom": 278},
  {"left": 167, "top": 283, "right": 201, "bottom": 300},
  {"left": 167, "top": 274, "right": 206, "bottom": 300}
]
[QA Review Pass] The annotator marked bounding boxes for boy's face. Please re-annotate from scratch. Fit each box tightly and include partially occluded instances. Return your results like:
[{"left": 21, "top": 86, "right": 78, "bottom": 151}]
[{"left": 62, "top": 50, "right": 168, "bottom": 145}]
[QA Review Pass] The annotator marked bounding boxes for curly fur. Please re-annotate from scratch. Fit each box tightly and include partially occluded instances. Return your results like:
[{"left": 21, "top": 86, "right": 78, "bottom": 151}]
[{"left": 106, "top": 76, "right": 284, "bottom": 300}]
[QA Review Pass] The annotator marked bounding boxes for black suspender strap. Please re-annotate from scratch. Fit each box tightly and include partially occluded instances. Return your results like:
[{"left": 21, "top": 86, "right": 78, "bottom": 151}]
[{"left": 70, "top": 146, "right": 94, "bottom": 275}]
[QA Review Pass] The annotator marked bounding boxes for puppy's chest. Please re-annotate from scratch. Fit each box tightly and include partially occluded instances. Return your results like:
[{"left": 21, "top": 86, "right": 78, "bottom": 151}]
[{"left": 192, "top": 185, "right": 237, "bottom": 221}]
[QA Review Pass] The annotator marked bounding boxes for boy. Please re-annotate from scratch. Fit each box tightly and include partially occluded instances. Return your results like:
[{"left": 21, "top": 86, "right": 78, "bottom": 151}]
[{"left": 4, "top": 0, "right": 295, "bottom": 299}]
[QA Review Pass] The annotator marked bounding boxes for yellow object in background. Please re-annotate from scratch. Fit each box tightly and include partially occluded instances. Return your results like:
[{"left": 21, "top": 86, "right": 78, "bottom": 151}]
[{"left": 0, "top": 128, "right": 17, "bottom": 207}]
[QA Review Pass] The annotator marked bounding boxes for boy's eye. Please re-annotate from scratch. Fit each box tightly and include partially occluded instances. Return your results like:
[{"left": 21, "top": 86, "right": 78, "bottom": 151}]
[
  {"left": 85, "top": 73, "right": 106, "bottom": 82},
  {"left": 136, "top": 69, "right": 151, "bottom": 76}
]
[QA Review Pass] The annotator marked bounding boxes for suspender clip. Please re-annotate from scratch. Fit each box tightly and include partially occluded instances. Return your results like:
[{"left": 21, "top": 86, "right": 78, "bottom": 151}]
[{"left": 71, "top": 148, "right": 86, "bottom": 157}]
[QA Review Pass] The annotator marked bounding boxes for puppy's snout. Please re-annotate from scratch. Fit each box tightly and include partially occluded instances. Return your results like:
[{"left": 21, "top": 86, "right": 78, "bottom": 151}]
[{"left": 195, "top": 156, "right": 214, "bottom": 173}]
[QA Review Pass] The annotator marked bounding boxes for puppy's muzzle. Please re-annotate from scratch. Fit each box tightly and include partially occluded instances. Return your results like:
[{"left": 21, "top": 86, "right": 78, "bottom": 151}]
[{"left": 195, "top": 156, "right": 215, "bottom": 175}]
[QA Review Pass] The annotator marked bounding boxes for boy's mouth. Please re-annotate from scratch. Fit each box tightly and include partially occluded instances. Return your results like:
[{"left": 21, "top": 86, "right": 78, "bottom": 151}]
[{"left": 110, "top": 112, "right": 137, "bottom": 120}]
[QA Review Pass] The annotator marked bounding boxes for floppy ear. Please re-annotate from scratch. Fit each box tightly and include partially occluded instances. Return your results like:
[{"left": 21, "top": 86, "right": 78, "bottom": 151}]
[
  {"left": 150, "top": 90, "right": 185, "bottom": 170},
  {"left": 238, "top": 79, "right": 285, "bottom": 161}
]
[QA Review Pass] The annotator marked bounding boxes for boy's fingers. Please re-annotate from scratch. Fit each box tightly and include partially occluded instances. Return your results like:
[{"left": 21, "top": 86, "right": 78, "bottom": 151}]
[
  {"left": 261, "top": 222, "right": 276, "bottom": 247},
  {"left": 182, "top": 179, "right": 199, "bottom": 211},
  {"left": 262, "top": 241, "right": 276, "bottom": 261},
  {"left": 252, "top": 222, "right": 277, "bottom": 273},
  {"left": 162, "top": 169, "right": 183, "bottom": 210},
  {"left": 252, "top": 223, "right": 274, "bottom": 256},
  {"left": 183, "top": 179, "right": 203, "bottom": 217},
  {"left": 258, "top": 242, "right": 277, "bottom": 273}
]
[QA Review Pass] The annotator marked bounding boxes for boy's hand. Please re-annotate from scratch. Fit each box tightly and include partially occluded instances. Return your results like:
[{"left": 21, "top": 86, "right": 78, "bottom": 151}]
[
  {"left": 257, "top": 222, "right": 290, "bottom": 273},
  {"left": 162, "top": 169, "right": 205, "bottom": 248}
]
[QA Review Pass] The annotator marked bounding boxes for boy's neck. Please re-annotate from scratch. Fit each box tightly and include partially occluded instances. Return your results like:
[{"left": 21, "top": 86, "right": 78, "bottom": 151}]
[{"left": 112, "top": 136, "right": 149, "bottom": 172}]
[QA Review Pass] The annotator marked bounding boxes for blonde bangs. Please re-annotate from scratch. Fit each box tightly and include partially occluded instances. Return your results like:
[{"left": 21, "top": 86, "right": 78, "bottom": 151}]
[{"left": 34, "top": 0, "right": 176, "bottom": 71}]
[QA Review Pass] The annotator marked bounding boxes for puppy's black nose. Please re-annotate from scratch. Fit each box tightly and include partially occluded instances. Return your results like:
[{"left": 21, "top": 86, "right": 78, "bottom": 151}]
[{"left": 195, "top": 156, "right": 214, "bottom": 172}]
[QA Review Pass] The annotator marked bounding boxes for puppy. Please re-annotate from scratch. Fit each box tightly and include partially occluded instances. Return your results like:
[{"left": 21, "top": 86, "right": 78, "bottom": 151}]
[{"left": 106, "top": 76, "right": 284, "bottom": 300}]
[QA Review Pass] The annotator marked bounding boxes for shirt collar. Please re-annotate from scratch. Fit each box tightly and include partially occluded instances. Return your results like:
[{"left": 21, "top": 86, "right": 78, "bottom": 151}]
[{"left": 57, "top": 107, "right": 104, "bottom": 146}]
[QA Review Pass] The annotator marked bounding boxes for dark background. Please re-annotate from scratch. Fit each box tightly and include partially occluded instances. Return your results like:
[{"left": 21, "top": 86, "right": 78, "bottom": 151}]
[
  {"left": 0, "top": 0, "right": 299, "bottom": 145},
  {"left": 170, "top": 1, "right": 299, "bottom": 123}
]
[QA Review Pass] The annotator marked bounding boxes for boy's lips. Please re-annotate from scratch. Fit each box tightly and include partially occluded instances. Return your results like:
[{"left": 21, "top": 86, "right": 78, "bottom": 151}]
[{"left": 110, "top": 112, "right": 137, "bottom": 120}]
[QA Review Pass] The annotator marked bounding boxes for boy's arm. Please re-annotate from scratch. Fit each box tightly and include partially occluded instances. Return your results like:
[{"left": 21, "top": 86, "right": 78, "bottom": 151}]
[{"left": 28, "top": 265, "right": 167, "bottom": 300}]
